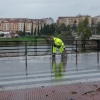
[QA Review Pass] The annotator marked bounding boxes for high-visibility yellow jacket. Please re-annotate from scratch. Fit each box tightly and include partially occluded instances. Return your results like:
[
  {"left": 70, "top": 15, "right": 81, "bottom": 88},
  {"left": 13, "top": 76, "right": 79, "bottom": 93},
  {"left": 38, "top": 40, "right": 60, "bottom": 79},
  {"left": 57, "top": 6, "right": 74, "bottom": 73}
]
[{"left": 53, "top": 37, "right": 65, "bottom": 48}]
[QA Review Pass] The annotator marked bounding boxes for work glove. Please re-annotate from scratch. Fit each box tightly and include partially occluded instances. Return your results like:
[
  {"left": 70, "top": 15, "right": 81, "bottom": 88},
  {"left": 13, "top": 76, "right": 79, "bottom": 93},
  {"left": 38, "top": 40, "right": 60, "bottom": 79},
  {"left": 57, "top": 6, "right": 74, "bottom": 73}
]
[{"left": 63, "top": 48, "right": 66, "bottom": 52}]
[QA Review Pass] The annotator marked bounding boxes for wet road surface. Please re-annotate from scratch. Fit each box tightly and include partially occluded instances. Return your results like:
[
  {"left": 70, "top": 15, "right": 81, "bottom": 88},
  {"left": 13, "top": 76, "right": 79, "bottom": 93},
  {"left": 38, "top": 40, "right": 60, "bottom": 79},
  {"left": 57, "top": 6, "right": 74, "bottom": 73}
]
[{"left": 0, "top": 52, "right": 100, "bottom": 91}]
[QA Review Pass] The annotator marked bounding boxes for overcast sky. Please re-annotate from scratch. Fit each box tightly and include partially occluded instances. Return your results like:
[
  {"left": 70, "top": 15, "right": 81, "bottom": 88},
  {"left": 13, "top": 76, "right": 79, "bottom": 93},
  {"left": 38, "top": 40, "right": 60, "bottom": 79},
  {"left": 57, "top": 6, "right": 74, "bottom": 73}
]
[{"left": 0, "top": 0, "right": 100, "bottom": 22}]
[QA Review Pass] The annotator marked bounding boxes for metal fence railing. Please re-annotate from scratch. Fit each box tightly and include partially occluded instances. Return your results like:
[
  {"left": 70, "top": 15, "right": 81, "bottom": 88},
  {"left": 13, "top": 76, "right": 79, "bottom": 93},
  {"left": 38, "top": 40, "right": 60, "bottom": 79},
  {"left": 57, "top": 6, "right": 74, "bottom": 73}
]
[{"left": 0, "top": 39, "right": 100, "bottom": 65}]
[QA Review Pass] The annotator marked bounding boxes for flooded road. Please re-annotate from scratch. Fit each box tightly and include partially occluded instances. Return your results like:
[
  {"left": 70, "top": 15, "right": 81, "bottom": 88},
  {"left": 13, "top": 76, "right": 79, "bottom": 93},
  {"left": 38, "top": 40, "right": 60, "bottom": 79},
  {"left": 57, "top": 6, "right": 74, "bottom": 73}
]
[{"left": 0, "top": 52, "right": 100, "bottom": 91}]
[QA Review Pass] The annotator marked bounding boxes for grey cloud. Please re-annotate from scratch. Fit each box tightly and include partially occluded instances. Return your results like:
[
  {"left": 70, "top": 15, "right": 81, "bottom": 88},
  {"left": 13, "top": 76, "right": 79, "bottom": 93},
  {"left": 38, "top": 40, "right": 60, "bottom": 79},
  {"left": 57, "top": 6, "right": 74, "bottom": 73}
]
[
  {"left": 89, "top": 6, "right": 100, "bottom": 11},
  {"left": 0, "top": 7, "right": 7, "bottom": 16},
  {"left": 0, "top": 0, "right": 100, "bottom": 21}
]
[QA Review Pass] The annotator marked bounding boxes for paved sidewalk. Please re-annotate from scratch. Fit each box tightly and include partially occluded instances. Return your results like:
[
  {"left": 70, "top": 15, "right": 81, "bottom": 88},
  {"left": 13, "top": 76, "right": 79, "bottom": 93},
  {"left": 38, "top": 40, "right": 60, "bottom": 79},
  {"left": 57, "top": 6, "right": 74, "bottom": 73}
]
[{"left": 0, "top": 81, "right": 100, "bottom": 100}]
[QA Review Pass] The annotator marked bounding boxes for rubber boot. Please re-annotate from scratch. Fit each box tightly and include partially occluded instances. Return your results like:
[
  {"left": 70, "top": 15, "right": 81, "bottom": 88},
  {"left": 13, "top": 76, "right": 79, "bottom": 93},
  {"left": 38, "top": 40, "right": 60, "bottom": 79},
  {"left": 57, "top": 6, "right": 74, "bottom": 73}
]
[{"left": 52, "top": 53, "right": 56, "bottom": 58}]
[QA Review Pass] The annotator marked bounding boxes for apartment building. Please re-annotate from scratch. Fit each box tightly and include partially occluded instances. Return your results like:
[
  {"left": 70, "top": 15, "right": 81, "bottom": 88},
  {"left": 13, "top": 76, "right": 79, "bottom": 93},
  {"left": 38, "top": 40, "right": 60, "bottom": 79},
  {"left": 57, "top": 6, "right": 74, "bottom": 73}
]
[
  {"left": 57, "top": 14, "right": 92, "bottom": 26},
  {"left": 0, "top": 18, "right": 54, "bottom": 34},
  {"left": 43, "top": 17, "right": 54, "bottom": 25},
  {"left": 92, "top": 15, "right": 100, "bottom": 26},
  {"left": 0, "top": 18, "right": 27, "bottom": 33}
]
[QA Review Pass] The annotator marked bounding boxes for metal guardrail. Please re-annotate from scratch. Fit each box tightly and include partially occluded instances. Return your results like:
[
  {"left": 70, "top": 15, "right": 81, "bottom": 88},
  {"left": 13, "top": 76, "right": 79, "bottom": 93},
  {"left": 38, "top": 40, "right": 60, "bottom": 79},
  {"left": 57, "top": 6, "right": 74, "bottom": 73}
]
[
  {"left": 0, "top": 40, "right": 99, "bottom": 55},
  {"left": 0, "top": 39, "right": 100, "bottom": 65}
]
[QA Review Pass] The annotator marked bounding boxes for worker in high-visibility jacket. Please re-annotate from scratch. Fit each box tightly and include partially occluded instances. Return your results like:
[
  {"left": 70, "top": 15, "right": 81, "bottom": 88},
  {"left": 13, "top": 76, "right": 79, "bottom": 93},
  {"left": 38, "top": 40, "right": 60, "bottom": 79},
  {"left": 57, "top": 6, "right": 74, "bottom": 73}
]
[{"left": 50, "top": 36, "right": 66, "bottom": 58}]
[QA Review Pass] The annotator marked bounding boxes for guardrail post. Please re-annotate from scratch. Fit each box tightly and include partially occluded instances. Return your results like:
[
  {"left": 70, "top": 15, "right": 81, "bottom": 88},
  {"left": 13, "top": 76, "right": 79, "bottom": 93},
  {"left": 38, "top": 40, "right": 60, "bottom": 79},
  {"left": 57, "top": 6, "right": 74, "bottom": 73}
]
[
  {"left": 51, "top": 40, "right": 53, "bottom": 56},
  {"left": 97, "top": 40, "right": 99, "bottom": 65},
  {"left": 34, "top": 37, "right": 37, "bottom": 56},
  {"left": 25, "top": 41, "right": 27, "bottom": 75},
  {"left": 76, "top": 40, "right": 77, "bottom": 65}
]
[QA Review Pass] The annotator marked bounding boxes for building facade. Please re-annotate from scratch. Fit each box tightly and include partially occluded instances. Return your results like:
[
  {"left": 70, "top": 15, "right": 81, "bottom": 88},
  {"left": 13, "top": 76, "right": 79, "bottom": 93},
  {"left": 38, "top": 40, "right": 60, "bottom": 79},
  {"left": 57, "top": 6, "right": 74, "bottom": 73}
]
[
  {"left": 0, "top": 15, "right": 100, "bottom": 35},
  {"left": 0, "top": 17, "right": 54, "bottom": 34},
  {"left": 92, "top": 15, "right": 100, "bottom": 25},
  {"left": 56, "top": 14, "right": 92, "bottom": 26}
]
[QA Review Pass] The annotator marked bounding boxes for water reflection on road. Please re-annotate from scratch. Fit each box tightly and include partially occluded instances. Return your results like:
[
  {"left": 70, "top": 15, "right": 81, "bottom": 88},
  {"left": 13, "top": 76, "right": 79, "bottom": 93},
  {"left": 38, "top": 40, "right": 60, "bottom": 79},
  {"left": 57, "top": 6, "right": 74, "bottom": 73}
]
[{"left": 51, "top": 57, "right": 67, "bottom": 80}]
